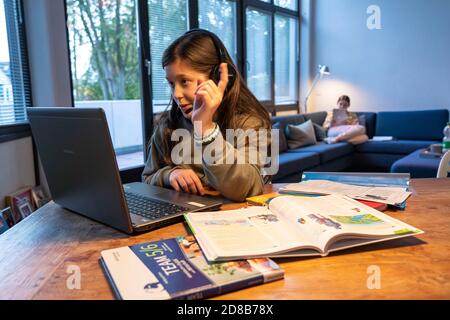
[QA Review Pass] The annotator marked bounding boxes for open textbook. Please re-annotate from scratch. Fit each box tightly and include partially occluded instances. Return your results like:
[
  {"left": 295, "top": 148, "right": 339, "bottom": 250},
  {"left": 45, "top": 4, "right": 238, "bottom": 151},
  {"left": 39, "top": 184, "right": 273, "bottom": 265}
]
[
  {"left": 184, "top": 194, "right": 423, "bottom": 262},
  {"left": 280, "top": 180, "right": 411, "bottom": 206}
]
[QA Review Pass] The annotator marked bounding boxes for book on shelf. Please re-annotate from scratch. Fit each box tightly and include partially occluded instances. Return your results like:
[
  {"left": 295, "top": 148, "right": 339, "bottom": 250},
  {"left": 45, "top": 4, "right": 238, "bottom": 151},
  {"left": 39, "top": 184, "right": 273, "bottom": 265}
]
[
  {"left": 246, "top": 192, "right": 388, "bottom": 211},
  {"left": 4, "top": 186, "right": 36, "bottom": 224},
  {"left": 100, "top": 235, "right": 284, "bottom": 300},
  {"left": 184, "top": 194, "right": 423, "bottom": 262}
]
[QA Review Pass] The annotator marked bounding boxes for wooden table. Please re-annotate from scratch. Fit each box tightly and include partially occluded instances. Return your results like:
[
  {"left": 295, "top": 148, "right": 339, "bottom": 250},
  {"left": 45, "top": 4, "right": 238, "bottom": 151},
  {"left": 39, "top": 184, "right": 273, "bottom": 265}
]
[{"left": 0, "top": 179, "right": 449, "bottom": 300}]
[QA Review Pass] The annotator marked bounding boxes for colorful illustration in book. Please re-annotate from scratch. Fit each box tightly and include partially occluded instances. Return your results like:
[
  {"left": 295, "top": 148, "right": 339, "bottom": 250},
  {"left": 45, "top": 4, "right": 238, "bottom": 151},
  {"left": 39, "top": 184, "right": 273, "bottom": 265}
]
[
  {"left": 202, "top": 259, "right": 274, "bottom": 277},
  {"left": 248, "top": 258, "right": 277, "bottom": 272},
  {"left": 330, "top": 214, "right": 384, "bottom": 225},
  {"left": 178, "top": 235, "right": 203, "bottom": 258},
  {"left": 249, "top": 214, "right": 279, "bottom": 223},
  {"left": 308, "top": 214, "right": 342, "bottom": 229}
]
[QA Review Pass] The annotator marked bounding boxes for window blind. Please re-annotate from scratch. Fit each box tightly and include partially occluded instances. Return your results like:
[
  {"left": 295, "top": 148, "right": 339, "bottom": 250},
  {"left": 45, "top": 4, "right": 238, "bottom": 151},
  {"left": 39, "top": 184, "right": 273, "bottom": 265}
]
[
  {"left": 148, "top": 0, "right": 188, "bottom": 111},
  {"left": 0, "top": 0, "right": 31, "bottom": 126}
]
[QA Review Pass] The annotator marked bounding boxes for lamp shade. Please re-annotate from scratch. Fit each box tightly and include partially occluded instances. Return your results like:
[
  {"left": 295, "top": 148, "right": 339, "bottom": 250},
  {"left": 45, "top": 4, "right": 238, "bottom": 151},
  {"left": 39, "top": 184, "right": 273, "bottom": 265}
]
[{"left": 319, "top": 65, "right": 330, "bottom": 75}]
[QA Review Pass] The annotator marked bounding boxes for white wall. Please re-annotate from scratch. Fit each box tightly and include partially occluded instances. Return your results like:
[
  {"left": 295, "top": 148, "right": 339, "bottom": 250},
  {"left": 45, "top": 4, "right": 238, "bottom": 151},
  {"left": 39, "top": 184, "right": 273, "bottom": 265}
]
[
  {"left": 0, "top": 138, "right": 35, "bottom": 208},
  {"left": 300, "top": 0, "right": 450, "bottom": 113}
]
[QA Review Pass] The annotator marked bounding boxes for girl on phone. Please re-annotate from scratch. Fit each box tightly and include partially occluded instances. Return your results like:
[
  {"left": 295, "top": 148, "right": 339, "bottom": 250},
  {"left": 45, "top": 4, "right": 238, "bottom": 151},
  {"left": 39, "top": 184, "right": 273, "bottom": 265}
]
[{"left": 142, "top": 30, "right": 272, "bottom": 202}]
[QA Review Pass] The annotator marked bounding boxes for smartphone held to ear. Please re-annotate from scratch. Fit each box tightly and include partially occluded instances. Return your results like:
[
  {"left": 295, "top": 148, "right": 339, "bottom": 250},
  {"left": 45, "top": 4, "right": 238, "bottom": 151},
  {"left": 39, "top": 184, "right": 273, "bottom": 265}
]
[{"left": 210, "top": 63, "right": 236, "bottom": 91}]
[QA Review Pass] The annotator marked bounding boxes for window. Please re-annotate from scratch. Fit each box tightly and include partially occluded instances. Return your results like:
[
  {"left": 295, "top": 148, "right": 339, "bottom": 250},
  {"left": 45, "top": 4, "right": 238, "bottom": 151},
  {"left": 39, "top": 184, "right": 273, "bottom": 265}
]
[
  {"left": 274, "top": 0, "right": 297, "bottom": 11},
  {"left": 0, "top": 0, "right": 31, "bottom": 127},
  {"left": 274, "top": 14, "right": 298, "bottom": 104},
  {"left": 198, "top": 0, "right": 237, "bottom": 64},
  {"left": 148, "top": 0, "right": 188, "bottom": 112},
  {"left": 246, "top": 8, "right": 272, "bottom": 101},
  {"left": 67, "top": 0, "right": 144, "bottom": 169},
  {"left": 244, "top": 0, "right": 299, "bottom": 109}
]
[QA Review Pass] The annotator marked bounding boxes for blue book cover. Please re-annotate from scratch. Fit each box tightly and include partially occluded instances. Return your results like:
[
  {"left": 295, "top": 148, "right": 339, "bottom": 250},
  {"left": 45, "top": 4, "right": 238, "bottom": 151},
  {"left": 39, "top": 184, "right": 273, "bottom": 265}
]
[{"left": 100, "top": 236, "right": 284, "bottom": 300}]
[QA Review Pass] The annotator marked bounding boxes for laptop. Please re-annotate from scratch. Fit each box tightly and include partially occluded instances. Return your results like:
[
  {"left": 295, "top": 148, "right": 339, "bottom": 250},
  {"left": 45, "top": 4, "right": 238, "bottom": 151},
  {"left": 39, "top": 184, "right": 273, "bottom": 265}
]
[{"left": 27, "top": 107, "right": 223, "bottom": 234}]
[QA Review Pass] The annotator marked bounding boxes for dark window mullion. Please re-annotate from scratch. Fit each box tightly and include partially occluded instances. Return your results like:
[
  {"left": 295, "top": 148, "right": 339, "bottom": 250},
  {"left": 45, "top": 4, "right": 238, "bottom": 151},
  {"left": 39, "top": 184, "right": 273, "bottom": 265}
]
[
  {"left": 188, "top": 0, "right": 199, "bottom": 29},
  {"left": 270, "top": 11, "right": 275, "bottom": 113},
  {"left": 246, "top": 0, "right": 298, "bottom": 16},
  {"left": 236, "top": 0, "right": 245, "bottom": 76},
  {"left": 137, "top": 0, "right": 153, "bottom": 162}
]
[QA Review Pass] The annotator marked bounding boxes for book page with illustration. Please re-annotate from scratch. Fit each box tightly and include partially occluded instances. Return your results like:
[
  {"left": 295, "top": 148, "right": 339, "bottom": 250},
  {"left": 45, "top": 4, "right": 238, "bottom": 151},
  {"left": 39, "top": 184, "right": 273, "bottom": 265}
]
[
  {"left": 267, "top": 195, "right": 423, "bottom": 253},
  {"left": 186, "top": 194, "right": 423, "bottom": 261},
  {"left": 186, "top": 206, "right": 318, "bottom": 261}
]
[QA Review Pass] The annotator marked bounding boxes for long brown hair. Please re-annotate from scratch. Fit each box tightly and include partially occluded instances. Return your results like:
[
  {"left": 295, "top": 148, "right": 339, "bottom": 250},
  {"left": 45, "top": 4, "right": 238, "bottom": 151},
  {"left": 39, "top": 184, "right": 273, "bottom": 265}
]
[
  {"left": 153, "top": 31, "right": 271, "bottom": 165},
  {"left": 337, "top": 95, "right": 351, "bottom": 105}
]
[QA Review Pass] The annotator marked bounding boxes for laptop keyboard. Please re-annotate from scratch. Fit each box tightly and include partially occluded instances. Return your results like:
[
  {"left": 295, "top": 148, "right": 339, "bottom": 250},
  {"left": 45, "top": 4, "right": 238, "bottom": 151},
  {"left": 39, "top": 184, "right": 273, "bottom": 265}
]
[{"left": 125, "top": 192, "right": 189, "bottom": 220}]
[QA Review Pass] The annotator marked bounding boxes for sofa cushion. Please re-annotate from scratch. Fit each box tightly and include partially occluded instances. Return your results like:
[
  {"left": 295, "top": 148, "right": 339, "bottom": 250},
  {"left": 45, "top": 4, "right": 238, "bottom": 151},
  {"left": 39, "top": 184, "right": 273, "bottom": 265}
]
[
  {"left": 286, "top": 120, "right": 317, "bottom": 149},
  {"left": 355, "top": 140, "right": 439, "bottom": 155},
  {"left": 277, "top": 152, "right": 320, "bottom": 178},
  {"left": 272, "top": 122, "right": 288, "bottom": 153},
  {"left": 391, "top": 149, "right": 441, "bottom": 178},
  {"left": 308, "top": 154, "right": 354, "bottom": 172},
  {"left": 304, "top": 111, "right": 328, "bottom": 126},
  {"left": 375, "top": 109, "right": 449, "bottom": 140},
  {"left": 355, "top": 112, "right": 377, "bottom": 138},
  {"left": 287, "top": 142, "right": 354, "bottom": 164},
  {"left": 271, "top": 114, "right": 305, "bottom": 127}
]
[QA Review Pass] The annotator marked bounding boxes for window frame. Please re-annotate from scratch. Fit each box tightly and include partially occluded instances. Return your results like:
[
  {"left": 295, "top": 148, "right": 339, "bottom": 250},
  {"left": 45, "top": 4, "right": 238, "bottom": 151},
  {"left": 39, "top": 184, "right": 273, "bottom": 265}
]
[
  {"left": 242, "top": 0, "right": 301, "bottom": 114},
  {"left": 0, "top": 0, "right": 33, "bottom": 143},
  {"left": 63, "top": 0, "right": 301, "bottom": 181}
]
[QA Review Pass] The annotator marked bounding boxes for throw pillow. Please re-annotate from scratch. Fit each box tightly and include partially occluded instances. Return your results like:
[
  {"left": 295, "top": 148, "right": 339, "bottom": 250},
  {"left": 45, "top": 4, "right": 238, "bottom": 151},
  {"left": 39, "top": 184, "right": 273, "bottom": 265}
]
[
  {"left": 286, "top": 120, "right": 317, "bottom": 149},
  {"left": 313, "top": 123, "right": 327, "bottom": 141},
  {"left": 357, "top": 114, "right": 366, "bottom": 128},
  {"left": 272, "top": 122, "right": 288, "bottom": 153}
]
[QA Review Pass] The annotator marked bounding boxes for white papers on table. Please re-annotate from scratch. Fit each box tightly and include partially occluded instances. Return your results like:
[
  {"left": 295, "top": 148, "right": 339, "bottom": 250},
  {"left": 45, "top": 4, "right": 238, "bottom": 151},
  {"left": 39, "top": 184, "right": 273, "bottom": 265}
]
[{"left": 281, "top": 180, "right": 411, "bottom": 206}]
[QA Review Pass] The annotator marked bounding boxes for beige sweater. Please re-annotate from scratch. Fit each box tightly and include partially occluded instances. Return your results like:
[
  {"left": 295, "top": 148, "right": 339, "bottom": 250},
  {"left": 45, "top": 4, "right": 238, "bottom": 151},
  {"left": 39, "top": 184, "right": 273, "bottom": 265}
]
[
  {"left": 322, "top": 109, "right": 359, "bottom": 130},
  {"left": 142, "top": 114, "right": 270, "bottom": 202}
]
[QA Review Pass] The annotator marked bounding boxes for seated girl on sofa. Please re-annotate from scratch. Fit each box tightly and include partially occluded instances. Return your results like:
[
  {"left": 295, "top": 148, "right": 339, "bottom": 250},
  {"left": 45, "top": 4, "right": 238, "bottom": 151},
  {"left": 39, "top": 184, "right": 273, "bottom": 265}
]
[{"left": 322, "top": 95, "right": 368, "bottom": 145}]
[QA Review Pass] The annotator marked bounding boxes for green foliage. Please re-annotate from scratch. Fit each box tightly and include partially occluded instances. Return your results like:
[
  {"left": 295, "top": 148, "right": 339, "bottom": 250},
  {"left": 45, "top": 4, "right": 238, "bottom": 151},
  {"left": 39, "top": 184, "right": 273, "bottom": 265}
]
[{"left": 67, "top": 0, "right": 139, "bottom": 101}]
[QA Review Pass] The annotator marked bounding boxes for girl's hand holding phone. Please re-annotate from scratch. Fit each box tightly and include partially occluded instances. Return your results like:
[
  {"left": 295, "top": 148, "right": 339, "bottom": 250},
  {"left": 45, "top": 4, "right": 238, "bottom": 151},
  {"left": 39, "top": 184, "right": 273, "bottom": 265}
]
[{"left": 192, "top": 63, "right": 228, "bottom": 135}]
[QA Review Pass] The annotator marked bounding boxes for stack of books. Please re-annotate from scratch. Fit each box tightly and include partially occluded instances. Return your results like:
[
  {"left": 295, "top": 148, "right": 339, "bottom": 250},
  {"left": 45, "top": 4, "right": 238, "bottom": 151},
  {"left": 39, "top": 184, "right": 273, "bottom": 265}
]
[{"left": 101, "top": 172, "right": 419, "bottom": 300}]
